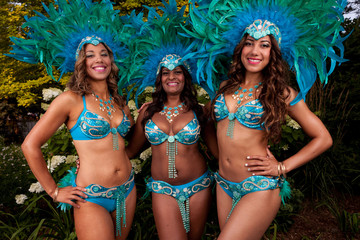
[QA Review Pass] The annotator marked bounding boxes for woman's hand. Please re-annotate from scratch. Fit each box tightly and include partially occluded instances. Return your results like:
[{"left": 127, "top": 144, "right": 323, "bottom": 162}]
[
  {"left": 56, "top": 186, "right": 88, "bottom": 208},
  {"left": 245, "top": 147, "right": 279, "bottom": 177}
]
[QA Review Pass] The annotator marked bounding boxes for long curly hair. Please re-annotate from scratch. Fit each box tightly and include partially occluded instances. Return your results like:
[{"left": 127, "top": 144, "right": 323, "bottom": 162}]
[
  {"left": 213, "top": 34, "right": 290, "bottom": 143},
  {"left": 66, "top": 43, "right": 125, "bottom": 107},
  {"left": 142, "top": 65, "right": 205, "bottom": 128}
]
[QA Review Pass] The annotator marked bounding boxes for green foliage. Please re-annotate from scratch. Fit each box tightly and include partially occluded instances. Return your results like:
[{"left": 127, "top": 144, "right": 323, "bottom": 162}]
[
  {"left": 319, "top": 197, "right": 360, "bottom": 239},
  {"left": 0, "top": 136, "right": 32, "bottom": 209}
]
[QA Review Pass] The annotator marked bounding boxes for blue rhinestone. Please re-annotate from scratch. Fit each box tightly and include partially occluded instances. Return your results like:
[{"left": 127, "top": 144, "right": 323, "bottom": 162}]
[
  {"left": 240, "top": 94, "right": 244, "bottom": 98},
  {"left": 167, "top": 111, "right": 171, "bottom": 115},
  {"left": 249, "top": 88, "right": 253, "bottom": 92},
  {"left": 243, "top": 89, "right": 247, "bottom": 93}
]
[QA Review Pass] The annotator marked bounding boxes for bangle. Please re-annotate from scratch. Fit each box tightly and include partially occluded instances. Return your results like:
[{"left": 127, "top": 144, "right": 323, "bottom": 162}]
[
  {"left": 280, "top": 162, "right": 287, "bottom": 178},
  {"left": 277, "top": 162, "right": 281, "bottom": 177},
  {"left": 52, "top": 187, "right": 59, "bottom": 202}
]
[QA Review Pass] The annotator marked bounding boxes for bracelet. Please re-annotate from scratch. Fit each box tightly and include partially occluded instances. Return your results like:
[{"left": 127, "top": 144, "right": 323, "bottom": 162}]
[
  {"left": 277, "top": 162, "right": 281, "bottom": 177},
  {"left": 52, "top": 187, "right": 59, "bottom": 202},
  {"left": 280, "top": 162, "right": 287, "bottom": 178}
]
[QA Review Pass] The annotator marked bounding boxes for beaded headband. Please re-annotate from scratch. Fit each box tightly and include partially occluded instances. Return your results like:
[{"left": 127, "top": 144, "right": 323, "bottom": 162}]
[
  {"left": 75, "top": 36, "right": 105, "bottom": 59},
  {"left": 156, "top": 54, "right": 192, "bottom": 74},
  {"left": 244, "top": 19, "right": 282, "bottom": 45}
]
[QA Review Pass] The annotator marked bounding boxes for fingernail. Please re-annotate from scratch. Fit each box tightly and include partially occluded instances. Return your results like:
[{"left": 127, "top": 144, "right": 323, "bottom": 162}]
[
  {"left": 246, "top": 156, "right": 250, "bottom": 159},
  {"left": 245, "top": 163, "right": 248, "bottom": 167},
  {"left": 248, "top": 168, "right": 251, "bottom": 171},
  {"left": 252, "top": 173, "right": 255, "bottom": 176}
]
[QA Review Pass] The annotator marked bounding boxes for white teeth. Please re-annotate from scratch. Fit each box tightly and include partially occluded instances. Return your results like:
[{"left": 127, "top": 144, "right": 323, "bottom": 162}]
[
  {"left": 168, "top": 82, "right": 178, "bottom": 86},
  {"left": 249, "top": 59, "right": 261, "bottom": 63},
  {"left": 94, "top": 67, "right": 105, "bottom": 70}
]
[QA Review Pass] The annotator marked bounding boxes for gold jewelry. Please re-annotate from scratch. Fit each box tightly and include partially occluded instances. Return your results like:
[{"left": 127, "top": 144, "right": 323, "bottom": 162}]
[
  {"left": 277, "top": 162, "right": 281, "bottom": 177},
  {"left": 280, "top": 162, "right": 287, "bottom": 178},
  {"left": 160, "top": 103, "right": 184, "bottom": 123},
  {"left": 52, "top": 187, "right": 59, "bottom": 202}
]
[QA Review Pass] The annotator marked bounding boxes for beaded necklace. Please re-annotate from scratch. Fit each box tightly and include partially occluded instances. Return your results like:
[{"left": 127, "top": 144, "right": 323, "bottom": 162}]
[
  {"left": 92, "top": 92, "right": 116, "bottom": 119},
  {"left": 91, "top": 92, "right": 119, "bottom": 150},
  {"left": 231, "top": 82, "right": 262, "bottom": 107},
  {"left": 160, "top": 102, "right": 184, "bottom": 123},
  {"left": 227, "top": 82, "right": 262, "bottom": 138},
  {"left": 159, "top": 102, "right": 184, "bottom": 178}
]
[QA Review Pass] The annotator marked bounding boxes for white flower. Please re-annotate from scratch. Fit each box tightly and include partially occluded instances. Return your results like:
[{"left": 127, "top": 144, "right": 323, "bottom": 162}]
[
  {"left": 65, "top": 155, "right": 78, "bottom": 164},
  {"left": 29, "top": 182, "right": 44, "bottom": 193},
  {"left": 130, "top": 159, "right": 142, "bottom": 174},
  {"left": 287, "top": 119, "right": 301, "bottom": 130},
  {"left": 140, "top": 147, "right": 152, "bottom": 161},
  {"left": 128, "top": 100, "right": 137, "bottom": 111},
  {"left": 42, "top": 88, "right": 63, "bottom": 102},
  {"left": 281, "top": 144, "right": 289, "bottom": 151},
  {"left": 144, "top": 86, "right": 154, "bottom": 93},
  {"left": 132, "top": 110, "right": 139, "bottom": 121},
  {"left": 197, "top": 87, "right": 210, "bottom": 99},
  {"left": 41, "top": 103, "right": 50, "bottom": 111},
  {"left": 15, "top": 194, "right": 28, "bottom": 204},
  {"left": 47, "top": 155, "right": 66, "bottom": 172}
]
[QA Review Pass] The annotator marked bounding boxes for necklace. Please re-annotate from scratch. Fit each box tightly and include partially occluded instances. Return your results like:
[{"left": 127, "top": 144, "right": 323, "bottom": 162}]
[
  {"left": 92, "top": 92, "right": 116, "bottom": 119},
  {"left": 226, "top": 82, "right": 262, "bottom": 139},
  {"left": 160, "top": 102, "right": 184, "bottom": 123},
  {"left": 232, "top": 82, "right": 262, "bottom": 107}
]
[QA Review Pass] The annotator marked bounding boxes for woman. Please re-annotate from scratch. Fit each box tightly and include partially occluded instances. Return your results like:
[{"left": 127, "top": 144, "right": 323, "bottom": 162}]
[
  {"left": 7, "top": 1, "right": 139, "bottom": 239},
  {"left": 21, "top": 39, "right": 136, "bottom": 239},
  {"left": 126, "top": 61, "right": 218, "bottom": 239},
  {"left": 213, "top": 33, "right": 332, "bottom": 239},
  {"left": 185, "top": 0, "right": 347, "bottom": 238},
  {"left": 121, "top": 2, "right": 218, "bottom": 238}
]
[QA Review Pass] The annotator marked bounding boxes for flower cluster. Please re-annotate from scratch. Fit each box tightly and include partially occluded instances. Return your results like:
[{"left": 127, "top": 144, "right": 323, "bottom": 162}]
[
  {"left": 29, "top": 182, "right": 44, "bottom": 193},
  {"left": 140, "top": 147, "right": 152, "bottom": 161},
  {"left": 15, "top": 194, "right": 28, "bottom": 204},
  {"left": 42, "top": 88, "right": 63, "bottom": 102},
  {"left": 286, "top": 116, "right": 301, "bottom": 130},
  {"left": 48, "top": 155, "right": 66, "bottom": 173}
]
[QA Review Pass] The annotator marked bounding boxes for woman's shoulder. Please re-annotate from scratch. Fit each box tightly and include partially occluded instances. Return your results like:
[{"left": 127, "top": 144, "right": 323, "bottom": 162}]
[{"left": 50, "top": 90, "right": 83, "bottom": 109}]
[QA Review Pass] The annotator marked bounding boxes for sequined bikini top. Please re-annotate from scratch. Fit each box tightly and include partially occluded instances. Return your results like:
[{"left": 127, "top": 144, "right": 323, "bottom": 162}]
[
  {"left": 214, "top": 94, "right": 264, "bottom": 130},
  {"left": 144, "top": 112, "right": 200, "bottom": 145},
  {"left": 70, "top": 96, "right": 131, "bottom": 140}
]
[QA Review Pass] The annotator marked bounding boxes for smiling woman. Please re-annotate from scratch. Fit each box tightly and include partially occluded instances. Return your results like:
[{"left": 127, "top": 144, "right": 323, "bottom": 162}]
[
  {"left": 122, "top": 1, "right": 219, "bottom": 239},
  {"left": 6, "top": 1, "right": 139, "bottom": 239}
]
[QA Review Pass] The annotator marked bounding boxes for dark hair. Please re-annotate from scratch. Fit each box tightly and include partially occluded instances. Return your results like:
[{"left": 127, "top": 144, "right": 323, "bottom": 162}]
[
  {"left": 213, "top": 34, "right": 290, "bottom": 143},
  {"left": 66, "top": 43, "right": 124, "bottom": 107},
  {"left": 142, "top": 65, "right": 205, "bottom": 127}
]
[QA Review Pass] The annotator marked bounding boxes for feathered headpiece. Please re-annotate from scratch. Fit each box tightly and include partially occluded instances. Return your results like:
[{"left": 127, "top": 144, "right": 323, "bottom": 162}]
[
  {"left": 186, "top": 0, "right": 349, "bottom": 104},
  {"left": 6, "top": 0, "right": 137, "bottom": 82},
  {"left": 118, "top": 0, "right": 217, "bottom": 105}
]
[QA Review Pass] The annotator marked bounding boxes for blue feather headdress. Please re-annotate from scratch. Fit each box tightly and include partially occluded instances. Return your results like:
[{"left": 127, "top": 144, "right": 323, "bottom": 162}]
[
  {"left": 118, "top": 0, "right": 216, "bottom": 106},
  {"left": 186, "top": 0, "right": 350, "bottom": 105},
  {"left": 6, "top": 0, "right": 138, "bottom": 82}
]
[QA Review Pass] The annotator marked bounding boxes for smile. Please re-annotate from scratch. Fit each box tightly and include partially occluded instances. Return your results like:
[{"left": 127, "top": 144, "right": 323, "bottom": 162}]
[
  {"left": 93, "top": 66, "right": 106, "bottom": 72},
  {"left": 167, "top": 82, "right": 179, "bottom": 86},
  {"left": 248, "top": 58, "right": 262, "bottom": 64}
]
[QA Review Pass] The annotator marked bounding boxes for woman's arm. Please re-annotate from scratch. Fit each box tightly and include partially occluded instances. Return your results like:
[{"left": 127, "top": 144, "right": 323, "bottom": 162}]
[
  {"left": 283, "top": 99, "right": 333, "bottom": 173},
  {"left": 21, "top": 92, "right": 87, "bottom": 207}
]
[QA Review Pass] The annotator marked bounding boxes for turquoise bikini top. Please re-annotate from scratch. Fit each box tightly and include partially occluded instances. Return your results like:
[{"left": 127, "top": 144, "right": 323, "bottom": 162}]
[
  {"left": 144, "top": 112, "right": 200, "bottom": 145},
  {"left": 70, "top": 96, "right": 131, "bottom": 140},
  {"left": 214, "top": 94, "right": 264, "bottom": 130}
]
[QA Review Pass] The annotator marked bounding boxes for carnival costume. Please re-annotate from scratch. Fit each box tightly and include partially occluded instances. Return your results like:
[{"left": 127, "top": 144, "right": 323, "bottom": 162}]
[
  {"left": 184, "top": 0, "right": 348, "bottom": 215},
  {"left": 118, "top": 0, "right": 217, "bottom": 233},
  {"left": 6, "top": 0, "right": 139, "bottom": 236}
]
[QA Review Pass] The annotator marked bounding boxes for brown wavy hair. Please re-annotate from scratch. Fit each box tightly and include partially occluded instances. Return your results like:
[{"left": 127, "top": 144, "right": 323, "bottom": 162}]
[
  {"left": 66, "top": 43, "right": 124, "bottom": 107},
  {"left": 213, "top": 34, "right": 290, "bottom": 143},
  {"left": 142, "top": 65, "right": 205, "bottom": 128}
]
